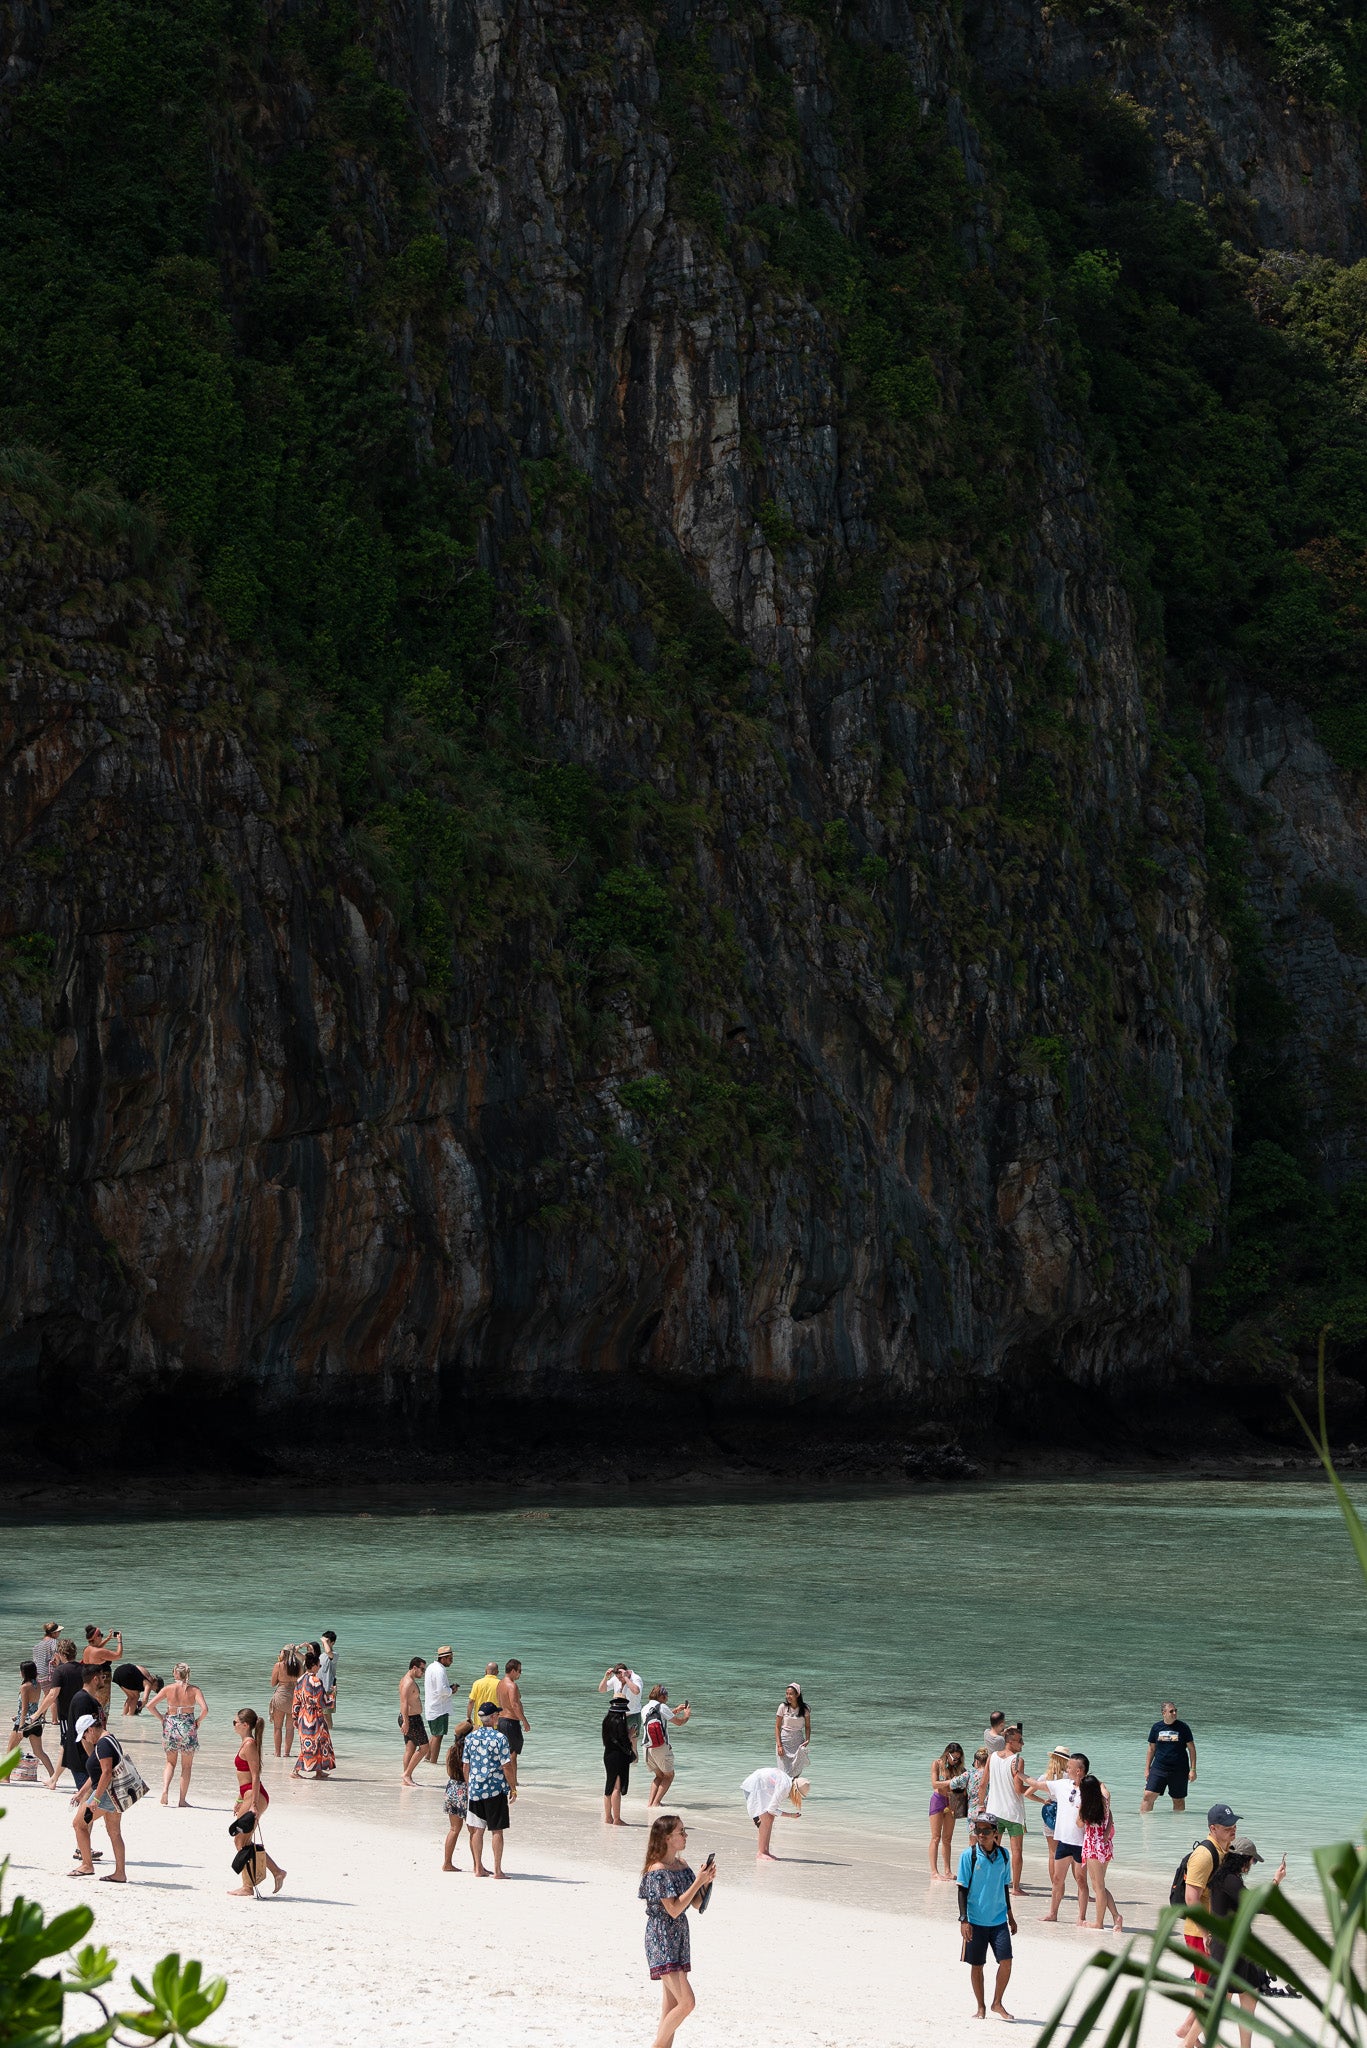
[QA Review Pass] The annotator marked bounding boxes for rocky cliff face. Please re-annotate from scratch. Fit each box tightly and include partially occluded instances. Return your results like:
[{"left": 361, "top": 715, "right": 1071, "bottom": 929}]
[{"left": 0, "top": 0, "right": 1359, "bottom": 1467}]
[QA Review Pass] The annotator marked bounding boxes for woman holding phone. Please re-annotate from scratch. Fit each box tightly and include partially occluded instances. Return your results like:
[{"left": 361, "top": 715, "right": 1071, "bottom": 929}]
[{"left": 639, "top": 1814, "right": 716, "bottom": 2048}]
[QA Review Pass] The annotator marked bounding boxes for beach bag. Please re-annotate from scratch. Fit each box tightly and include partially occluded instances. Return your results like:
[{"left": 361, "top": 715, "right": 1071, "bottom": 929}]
[
  {"left": 1170, "top": 1838, "right": 1219, "bottom": 1907},
  {"left": 10, "top": 1755, "right": 38, "bottom": 1784},
  {"left": 106, "top": 1736, "right": 150, "bottom": 1811}
]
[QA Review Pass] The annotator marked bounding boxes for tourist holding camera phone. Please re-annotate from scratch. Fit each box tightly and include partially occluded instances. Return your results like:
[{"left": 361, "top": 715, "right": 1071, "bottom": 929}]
[{"left": 639, "top": 1815, "right": 715, "bottom": 2048}]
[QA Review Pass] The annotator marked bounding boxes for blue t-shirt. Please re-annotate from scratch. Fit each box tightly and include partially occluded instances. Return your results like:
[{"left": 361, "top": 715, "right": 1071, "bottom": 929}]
[
  {"left": 957, "top": 1841, "right": 1012, "bottom": 1925},
  {"left": 1148, "top": 1720, "right": 1193, "bottom": 1770}
]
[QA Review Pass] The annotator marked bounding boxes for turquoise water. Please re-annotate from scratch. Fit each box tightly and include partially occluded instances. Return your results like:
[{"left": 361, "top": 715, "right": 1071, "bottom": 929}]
[{"left": 2, "top": 1479, "right": 1360, "bottom": 1878}]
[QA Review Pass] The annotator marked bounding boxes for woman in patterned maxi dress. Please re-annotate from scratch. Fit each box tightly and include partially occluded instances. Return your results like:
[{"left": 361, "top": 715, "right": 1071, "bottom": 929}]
[{"left": 291, "top": 1651, "right": 335, "bottom": 1779}]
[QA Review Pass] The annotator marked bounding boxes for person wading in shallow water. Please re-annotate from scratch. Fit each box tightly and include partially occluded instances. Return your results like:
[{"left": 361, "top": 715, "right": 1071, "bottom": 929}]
[{"left": 957, "top": 1815, "right": 1018, "bottom": 2020}]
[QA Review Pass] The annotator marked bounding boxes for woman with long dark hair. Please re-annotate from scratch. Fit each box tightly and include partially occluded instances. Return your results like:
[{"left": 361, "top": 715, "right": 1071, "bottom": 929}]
[
  {"left": 639, "top": 1812, "right": 716, "bottom": 2048},
  {"left": 928, "top": 1741, "right": 968, "bottom": 1879},
  {"left": 442, "top": 1719, "right": 473, "bottom": 1870},
  {"left": 1078, "top": 1773, "right": 1121, "bottom": 1930},
  {"left": 292, "top": 1650, "right": 336, "bottom": 1780},
  {"left": 774, "top": 1683, "right": 810, "bottom": 1775}
]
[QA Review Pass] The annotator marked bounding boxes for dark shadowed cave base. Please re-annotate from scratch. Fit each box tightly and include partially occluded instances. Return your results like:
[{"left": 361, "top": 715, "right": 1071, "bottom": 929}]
[{"left": 2, "top": 1358, "right": 1364, "bottom": 1514}]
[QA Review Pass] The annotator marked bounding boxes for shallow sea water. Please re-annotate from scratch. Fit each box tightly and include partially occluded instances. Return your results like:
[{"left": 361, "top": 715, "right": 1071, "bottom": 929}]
[{"left": 1, "top": 1478, "right": 1360, "bottom": 1878}]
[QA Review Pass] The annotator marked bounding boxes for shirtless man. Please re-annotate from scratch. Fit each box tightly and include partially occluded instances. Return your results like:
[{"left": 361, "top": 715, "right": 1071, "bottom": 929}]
[
  {"left": 497, "top": 1660, "right": 531, "bottom": 1760},
  {"left": 399, "top": 1658, "right": 428, "bottom": 1785}
]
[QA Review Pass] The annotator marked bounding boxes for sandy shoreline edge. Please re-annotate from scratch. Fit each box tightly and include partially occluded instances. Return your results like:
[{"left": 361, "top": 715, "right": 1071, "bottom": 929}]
[{"left": 1, "top": 1728, "right": 1185, "bottom": 2048}]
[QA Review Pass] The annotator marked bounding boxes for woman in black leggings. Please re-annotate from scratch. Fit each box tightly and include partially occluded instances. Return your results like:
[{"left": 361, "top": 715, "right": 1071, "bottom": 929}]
[{"left": 603, "top": 1695, "right": 633, "bottom": 1826}]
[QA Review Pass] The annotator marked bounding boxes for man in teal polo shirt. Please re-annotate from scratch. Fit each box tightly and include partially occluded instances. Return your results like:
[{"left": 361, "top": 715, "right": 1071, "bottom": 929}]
[{"left": 957, "top": 1815, "right": 1019, "bottom": 2019}]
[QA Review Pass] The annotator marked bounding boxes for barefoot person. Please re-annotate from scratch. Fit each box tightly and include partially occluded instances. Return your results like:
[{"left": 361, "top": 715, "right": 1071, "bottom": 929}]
[
  {"left": 929, "top": 1742, "right": 968, "bottom": 1881},
  {"left": 149, "top": 1665, "right": 207, "bottom": 1807},
  {"left": 741, "top": 1765, "right": 809, "bottom": 1860},
  {"left": 229, "top": 1709, "right": 286, "bottom": 1896},
  {"left": 464, "top": 1701, "right": 517, "bottom": 1878},
  {"left": 399, "top": 1657, "right": 428, "bottom": 1784},
  {"left": 442, "top": 1720, "right": 472, "bottom": 1871},
  {"left": 957, "top": 1815, "right": 1018, "bottom": 2019},
  {"left": 599, "top": 1663, "right": 644, "bottom": 1756},
  {"left": 643, "top": 1685, "right": 692, "bottom": 1808},
  {"left": 81, "top": 1626, "right": 122, "bottom": 1669},
  {"left": 1026, "top": 1751, "right": 1089, "bottom": 1922},
  {"left": 111, "top": 1663, "right": 162, "bottom": 1718},
  {"left": 639, "top": 1814, "right": 716, "bottom": 2048},
  {"left": 1078, "top": 1772, "right": 1121, "bottom": 1930},
  {"left": 269, "top": 1648, "right": 301, "bottom": 1758},
  {"left": 1141, "top": 1701, "right": 1197, "bottom": 1814},
  {"left": 8, "top": 1661, "right": 57, "bottom": 1783},
  {"left": 603, "top": 1693, "right": 634, "bottom": 1826}
]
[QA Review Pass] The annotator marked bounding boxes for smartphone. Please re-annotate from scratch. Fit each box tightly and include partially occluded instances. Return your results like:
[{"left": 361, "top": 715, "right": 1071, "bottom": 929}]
[{"left": 705, "top": 1851, "right": 717, "bottom": 1866}]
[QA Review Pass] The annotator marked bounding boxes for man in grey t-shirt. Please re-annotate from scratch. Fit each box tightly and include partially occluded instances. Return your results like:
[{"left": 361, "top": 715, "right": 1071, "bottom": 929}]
[{"left": 983, "top": 1710, "right": 1008, "bottom": 1753}]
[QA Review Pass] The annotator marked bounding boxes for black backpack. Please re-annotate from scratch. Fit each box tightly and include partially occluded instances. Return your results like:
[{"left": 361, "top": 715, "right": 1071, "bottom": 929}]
[{"left": 1170, "top": 1838, "right": 1219, "bottom": 1907}]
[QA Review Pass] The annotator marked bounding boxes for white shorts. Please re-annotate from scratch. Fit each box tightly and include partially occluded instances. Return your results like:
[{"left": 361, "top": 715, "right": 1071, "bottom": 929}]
[{"left": 646, "top": 1742, "right": 675, "bottom": 1775}]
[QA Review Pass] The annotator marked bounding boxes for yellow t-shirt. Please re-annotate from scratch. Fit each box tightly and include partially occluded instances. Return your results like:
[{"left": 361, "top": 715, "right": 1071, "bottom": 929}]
[
  {"left": 1183, "top": 1842, "right": 1218, "bottom": 1942},
  {"left": 468, "top": 1674, "right": 502, "bottom": 1713}
]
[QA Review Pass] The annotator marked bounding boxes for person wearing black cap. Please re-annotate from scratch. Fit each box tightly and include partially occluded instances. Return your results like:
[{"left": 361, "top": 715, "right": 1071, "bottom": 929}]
[
  {"left": 1205, "top": 1838, "right": 1287, "bottom": 2048},
  {"left": 603, "top": 1694, "right": 634, "bottom": 1826},
  {"left": 463, "top": 1700, "right": 517, "bottom": 1876}
]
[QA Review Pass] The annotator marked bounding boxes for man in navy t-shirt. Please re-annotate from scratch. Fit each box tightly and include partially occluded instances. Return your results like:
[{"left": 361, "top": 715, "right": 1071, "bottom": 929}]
[
  {"left": 1141, "top": 1701, "right": 1196, "bottom": 1812},
  {"left": 957, "top": 1815, "right": 1018, "bottom": 2019}
]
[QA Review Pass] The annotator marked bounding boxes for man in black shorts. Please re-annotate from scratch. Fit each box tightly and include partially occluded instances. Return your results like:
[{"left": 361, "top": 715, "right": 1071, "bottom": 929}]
[
  {"left": 399, "top": 1657, "right": 428, "bottom": 1786},
  {"left": 464, "top": 1700, "right": 518, "bottom": 1877},
  {"left": 1142, "top": 1701, "right": 1197, "bottom": 1813}
]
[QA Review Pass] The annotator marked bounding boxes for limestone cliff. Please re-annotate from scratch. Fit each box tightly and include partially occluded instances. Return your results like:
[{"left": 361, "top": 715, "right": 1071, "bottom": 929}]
[{"left": 0, "top": 0, "right": 1361, "bottom": 1467}]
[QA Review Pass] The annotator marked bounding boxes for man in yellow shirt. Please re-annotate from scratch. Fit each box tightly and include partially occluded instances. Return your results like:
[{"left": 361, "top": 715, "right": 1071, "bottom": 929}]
[
  {"left": 1183, "top": 1803, "right": 1240, "bottom": 1980},
  {"left": 468, "top": 1662, "right": 502, "bottom": 1718}
]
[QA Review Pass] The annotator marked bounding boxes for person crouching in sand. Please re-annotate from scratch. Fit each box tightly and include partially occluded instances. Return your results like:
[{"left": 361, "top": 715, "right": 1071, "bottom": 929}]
[
  {"left": 957, "top": 1815, "right": 1018, "bottom": 2020},
  {"left": 740, "top": 1765, "right": 809, "bottom": 1859}
]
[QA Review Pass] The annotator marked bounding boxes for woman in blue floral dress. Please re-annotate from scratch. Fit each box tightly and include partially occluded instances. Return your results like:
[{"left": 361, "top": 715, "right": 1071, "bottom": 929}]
[{"left": 638, "top": 1813, "right": 715, "bottom": 2048}]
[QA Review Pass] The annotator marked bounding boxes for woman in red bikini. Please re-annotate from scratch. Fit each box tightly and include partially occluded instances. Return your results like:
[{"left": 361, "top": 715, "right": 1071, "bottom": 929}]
[{"left": 230, "top": 1709, "right": 286, "bottom": 1895}]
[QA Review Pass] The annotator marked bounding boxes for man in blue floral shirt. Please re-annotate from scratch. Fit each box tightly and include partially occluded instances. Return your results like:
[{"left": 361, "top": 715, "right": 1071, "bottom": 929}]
[{"left": 463, "top": 1701, "right": 518, "bottom": 1876}]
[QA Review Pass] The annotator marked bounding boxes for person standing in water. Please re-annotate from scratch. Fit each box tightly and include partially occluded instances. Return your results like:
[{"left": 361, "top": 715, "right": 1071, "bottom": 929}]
[
  {"left": 292, "top": 1649, "right": 336, "bottom": 1780},
  {"left": 1142, "top": 1701, "right": 1197, "bottom": 1813},
  {"left": 775, "top": 1683, "right": 811, "bottom": 1775},
  {"left": 599, "top": 1663, "right": 644, "bottom": 1755},
  {"left": 81, "top": 1626, "right": 122, "bottom": 1669},
  {"left": 33, "top": 1623, "right": 62, "bottom": 1692},
  {"left": 318, "top": 1632, "right": 337, "bottom": 1731},
  {"left": 149, "top": 1665, "right": 207, "bottom": 1807},
  {"left": 269, "top": 1647, "right": 301, "bottom": 1758},
  {"left": 639, "top": 1814, "right": 716, "bottom": 2048},
  {"left": 229, "top": 1708, "right": 286, "bottom": 1896},
  {"left": 957, "top": 1815, "right": 1018, "bottom": 2020},
  {"left": 424, "top": 1648, "right": 455, "bottom": 1767},
  {"left": 497, "top": 1659, "right": 530, "bottom": 1759},
  {"left": 642, "top": 1686, "right": 692, "bottom": 1808},
  {"left": 468, "top": 1661, "right": 502, "bottom": 1720}
]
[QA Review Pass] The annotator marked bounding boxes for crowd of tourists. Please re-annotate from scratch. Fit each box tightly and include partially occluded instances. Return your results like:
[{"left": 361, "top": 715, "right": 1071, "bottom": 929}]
[{"left": 8, "top": 1625, "right": 1288, "bottom": 2048}]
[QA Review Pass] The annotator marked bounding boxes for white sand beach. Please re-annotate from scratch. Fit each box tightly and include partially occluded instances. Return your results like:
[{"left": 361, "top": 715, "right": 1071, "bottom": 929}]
[{"left": 1, "top": 1730, "right": 1181, "bottom": 2048}]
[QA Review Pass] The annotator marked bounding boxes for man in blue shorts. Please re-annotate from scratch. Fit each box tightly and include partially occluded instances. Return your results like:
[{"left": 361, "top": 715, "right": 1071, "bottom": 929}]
[
  {"left": 1142, "top": 1701, "right": 1197, "bottom": 1813},
  {"left": 957, "top": 1815, "right": 1018, "bottom": 2019}
]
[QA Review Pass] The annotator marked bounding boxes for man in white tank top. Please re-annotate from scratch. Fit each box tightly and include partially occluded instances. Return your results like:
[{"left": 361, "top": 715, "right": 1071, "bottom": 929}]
[{"left": 985, "top": 1726, "right": 1028, "bottom": 1894}]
